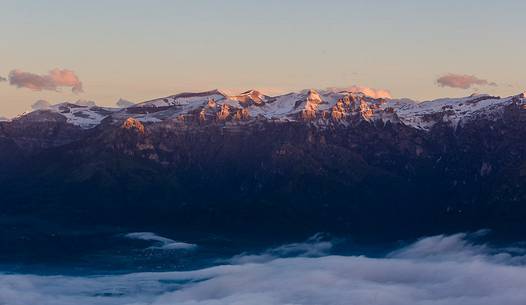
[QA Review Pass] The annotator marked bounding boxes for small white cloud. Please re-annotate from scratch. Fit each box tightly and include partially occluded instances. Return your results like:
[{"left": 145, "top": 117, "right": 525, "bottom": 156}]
[
  {"left": 437, "top": 73, "right": 497, "bottom": 89},
  {"left": 9, "top": 69, "right": 83, "bottom": 93}
]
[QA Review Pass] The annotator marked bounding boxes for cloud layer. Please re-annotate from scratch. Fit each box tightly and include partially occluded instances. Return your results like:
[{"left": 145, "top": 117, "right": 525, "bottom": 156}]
[
  {"left": 8, "top": 69, "right": 83, "bottom": 93},
  {"left": 1, "top": 233, "right": 525, "bottom": 305},
  {"left": 437, "top": 73, "right": 497, "bottom": 89}
]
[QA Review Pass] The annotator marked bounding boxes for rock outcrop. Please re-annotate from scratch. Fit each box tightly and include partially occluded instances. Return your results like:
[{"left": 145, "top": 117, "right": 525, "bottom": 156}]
[{"left": 122, "top": 117, "right": 145, "bottom": 134}]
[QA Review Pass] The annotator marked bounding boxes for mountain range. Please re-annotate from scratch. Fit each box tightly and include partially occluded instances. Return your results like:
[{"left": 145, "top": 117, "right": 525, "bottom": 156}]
[{"left": 1, "top": 88, "right": 526, "bottom": 240}]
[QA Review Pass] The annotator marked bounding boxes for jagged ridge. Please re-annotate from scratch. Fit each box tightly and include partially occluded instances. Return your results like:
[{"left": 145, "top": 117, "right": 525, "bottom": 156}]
[{"left": 6, "top": 90, "right": 525, "bottom": 132}]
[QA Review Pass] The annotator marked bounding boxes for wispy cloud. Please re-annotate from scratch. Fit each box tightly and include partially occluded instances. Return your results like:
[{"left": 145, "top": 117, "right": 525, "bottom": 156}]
[
  {"left": 125, "top": 232, "right": 197, "bottom": 250},
  {"left": 229, "top": 233, "right": 334, "bottom": 264},
  {"left": 437, "top": 73, "right": 497, "bottom": 89},
  {"left": 31, "top": 99, "right": 51, "bottom": 110},
  {"left": 116, "top": 98, "right": 135, "bottom": 108},
  {"left": 8, "top": 69, "right": 84, "bottom": 93}
]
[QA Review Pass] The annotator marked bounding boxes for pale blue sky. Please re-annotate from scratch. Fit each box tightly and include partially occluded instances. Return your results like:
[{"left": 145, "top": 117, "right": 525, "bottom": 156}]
[{"left": 1, "top": 0, "right": 525, "bottom": 117}]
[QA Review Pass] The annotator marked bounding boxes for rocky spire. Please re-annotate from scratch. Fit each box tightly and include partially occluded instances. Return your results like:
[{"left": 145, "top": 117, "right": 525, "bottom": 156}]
[{"left": 217, "top": 104, "right": 231, "bottom": 121}]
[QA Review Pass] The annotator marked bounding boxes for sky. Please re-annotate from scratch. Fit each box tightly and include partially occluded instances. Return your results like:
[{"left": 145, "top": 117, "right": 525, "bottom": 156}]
[{"left": 1, "top": 0, "right": 525, "bottom": 117}]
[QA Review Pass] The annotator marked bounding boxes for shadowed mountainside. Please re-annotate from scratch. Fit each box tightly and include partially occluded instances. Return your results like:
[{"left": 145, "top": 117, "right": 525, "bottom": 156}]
[{"left": 1, "top": 91, "right": 526, "bottom": 242}]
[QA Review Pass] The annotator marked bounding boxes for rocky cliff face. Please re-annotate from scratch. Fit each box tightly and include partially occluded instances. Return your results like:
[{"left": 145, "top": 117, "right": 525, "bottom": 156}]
[{"left": 1, "top": 90, "right": 526, "bottom": 238}]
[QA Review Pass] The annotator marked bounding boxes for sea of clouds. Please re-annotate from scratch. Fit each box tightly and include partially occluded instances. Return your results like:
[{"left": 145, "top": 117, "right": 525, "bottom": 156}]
[{"left": 1, "top": 232, "right": 526, "bottom": 305}]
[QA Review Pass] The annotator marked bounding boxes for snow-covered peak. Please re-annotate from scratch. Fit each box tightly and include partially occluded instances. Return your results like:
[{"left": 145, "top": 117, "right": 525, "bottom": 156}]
[
  {"left": 383, "top": 98, "right": 417, "bottom": 109},
  {"left": 136, "top": 90, "right": 228, "bottom": 108},
  {"left": 395, "top": 94, "right": 524, "bottom": 130},
  {"left": 306, "top": 89, "right": 322, "bottom": 102},
  {"left": 55, "top": 103, "right": 120, "bottom": 128},
  {"left": 323, "top": 88, "right": 364, "bottom": 98},
  {"left": 227, "top": 89, "right": 269, "bottom": 106},
  {"left": 239, "top": 89, "right": 265, "bottom": 99},
  {"left": 19, "top": 102, "right": 120, "bottom": 129}
]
